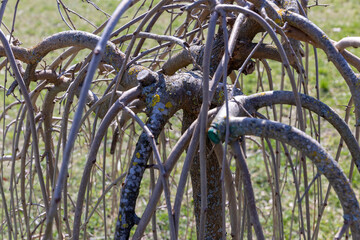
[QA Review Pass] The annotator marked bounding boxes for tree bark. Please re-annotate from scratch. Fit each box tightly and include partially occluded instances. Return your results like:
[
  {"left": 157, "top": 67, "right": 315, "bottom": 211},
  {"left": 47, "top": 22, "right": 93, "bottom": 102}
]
[{"left": 183, "top": 111, "right": 223, "bottom": 240}]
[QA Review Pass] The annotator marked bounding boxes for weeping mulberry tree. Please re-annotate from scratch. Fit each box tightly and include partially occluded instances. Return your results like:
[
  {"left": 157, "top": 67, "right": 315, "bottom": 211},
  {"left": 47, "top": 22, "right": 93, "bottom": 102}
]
[{"left": 1, "top": 0, "right": 360, "bottom": 239}]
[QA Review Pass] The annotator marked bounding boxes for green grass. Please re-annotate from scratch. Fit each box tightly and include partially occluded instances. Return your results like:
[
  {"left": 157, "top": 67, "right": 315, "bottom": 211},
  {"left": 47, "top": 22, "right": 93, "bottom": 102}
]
[{"left": 2, "top": 1, "right": 116, "bottom": 47}]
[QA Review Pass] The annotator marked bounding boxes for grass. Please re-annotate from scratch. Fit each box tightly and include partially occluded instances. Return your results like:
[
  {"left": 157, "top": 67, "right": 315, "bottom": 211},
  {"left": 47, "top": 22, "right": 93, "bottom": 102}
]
[{"left": 1, "top": 0, "right": 360, "bottom": 239}]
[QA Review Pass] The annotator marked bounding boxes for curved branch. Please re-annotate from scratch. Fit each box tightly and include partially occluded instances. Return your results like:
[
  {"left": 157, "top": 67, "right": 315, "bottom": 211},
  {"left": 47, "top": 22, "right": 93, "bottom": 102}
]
[
  {"left": 248, "top": 91, "right": 360, "bottom": 169},
  {"left": 335, "top": 37, "right": 360, "bottom": 51},
  {"left": 161, "top": 41, "right": 298, "bottom": 76},
  {"left": 231, "top": 141, "right": 265, "bottom": 240},
  {"left": 3, "top": 30, "right": 130, "bottom": 96},
  {"left": 46, "top": 1, "right": 135, "bottom": 238},
  {"left": 30, "top": 31, "right": 125, "bottom": 67},
  {"left": 73, "top": 86, "right": 142, "bottom": 239},
  {"left": 282, "top": 24, "right": 360, "bottom": 72},
  {"left": 0, "top": 29, "right": 49, "bottom": 212},
  {"left": 281, "top": 11, "right": 360, "bottom": 124},
  {"left": 209, "top": 117, "right": 360, "bottom": 237},
  {"left": 0, "top": 31, "right": 125, "bottom": 67},
  {"left": 132, "top": 108, "right": 219, "bottom": 239},
  {"left": 112, "top": 31, "right": 190, "bottom": 49},
  {"left": 209, "top": 91, "right": 360, "bottom": 172},
  {"left": 41, "top": 82, "right": 70, "bottom": 189},
  {"left": 215, "top": 4, "right": 305, "bottom": 132}
]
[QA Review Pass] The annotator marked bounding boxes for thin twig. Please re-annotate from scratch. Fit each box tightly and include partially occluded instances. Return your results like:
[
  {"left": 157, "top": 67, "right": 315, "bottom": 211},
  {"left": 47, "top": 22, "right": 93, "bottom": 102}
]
[
  {"left": 198, "top": 9, "right": 218, "bottom": 239},
  {"left": 44, "top": 1, "right": 134, "bottom": 238},
  {"left": 231, "top": 141, "right": 265, "bottom": 240},
  {"left": 0, "top": 28, "right": 49, "bottom": 213}
]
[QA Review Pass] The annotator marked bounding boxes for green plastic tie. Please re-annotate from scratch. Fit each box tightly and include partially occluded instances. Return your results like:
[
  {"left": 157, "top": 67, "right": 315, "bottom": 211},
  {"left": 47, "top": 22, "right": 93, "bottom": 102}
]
[{"left": 208, "top": 127, "right": 220, "bottom": 144}]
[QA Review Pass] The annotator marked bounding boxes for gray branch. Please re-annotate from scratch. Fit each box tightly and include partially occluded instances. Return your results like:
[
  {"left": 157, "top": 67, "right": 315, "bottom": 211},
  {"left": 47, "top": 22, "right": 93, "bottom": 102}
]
[
  {"left": 209, "top": 91, "right": 360, "bottom": 173},
  {"left": 209, "top": 117, "right": 360, "bottom": 237}
]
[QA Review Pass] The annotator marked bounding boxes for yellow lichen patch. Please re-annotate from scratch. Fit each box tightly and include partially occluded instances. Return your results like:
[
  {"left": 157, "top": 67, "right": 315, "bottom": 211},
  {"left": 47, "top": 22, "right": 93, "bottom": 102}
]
[
  {"left": 310, "top": 151, "right": 317, "bottom": 158},
  {"left": 152, "top": 94, "right": 160, "bottom": 107},
  {"left": 327, "top": 114, "right": 333, "bottom": 120},
  {"left": 128, "top": 66, "right": 144, "bottom": 76},
  {"left": 277, "top": 8, "right": 285, "bottom": 16},
  {"left": 122, "top": 223, "right": 128, "bottom": 228},
  {"left": 105, "top": 45, "right": 111, "bottom": 53},
  {"left": 118, "top": 214, "right": 122, "bottom": 221},
  {"left": 136, "top": 152, "right": 140, "bottom": 158},
  {"left": 133, "top": 162, "right": 138, "bottom": 166},
  {"left": 165, "top": 101, "right": 173, "bottom": 108},
  {"left": 159, "top": 108, "right": 164, "bottom": 112},
  {"left": 275, "top": 9, "right": 284, "bottom": 24},
  {"left": 218, "top": 90, "right": 224, "bottom": 103}
]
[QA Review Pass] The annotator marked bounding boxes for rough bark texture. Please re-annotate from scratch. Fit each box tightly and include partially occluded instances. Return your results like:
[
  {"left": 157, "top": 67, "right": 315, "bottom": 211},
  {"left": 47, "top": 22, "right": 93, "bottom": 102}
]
[
  {"left": 183, "top": 111, "right": 223, "bottom": 240},
  {"left": 113, "top": 69, "right": 227, "bottom": 239}
]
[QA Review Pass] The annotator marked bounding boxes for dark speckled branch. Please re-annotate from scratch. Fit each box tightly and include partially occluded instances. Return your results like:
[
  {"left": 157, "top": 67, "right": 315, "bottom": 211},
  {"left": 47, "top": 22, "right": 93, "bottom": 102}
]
[
  {"left": 72, "top": 68, "right": 228, "bottom": 239},
  {"left": 73, "top": 86, "right": 142, "bottom": 239},
  {"left": 114, "top": 69, "right": 228, "bottom": 239}
]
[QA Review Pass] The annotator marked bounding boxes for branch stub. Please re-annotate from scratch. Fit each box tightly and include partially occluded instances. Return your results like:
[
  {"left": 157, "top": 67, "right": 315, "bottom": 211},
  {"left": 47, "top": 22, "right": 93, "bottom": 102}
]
[{"left": 137, "top": 69, "right": 156, "bottom": 86}]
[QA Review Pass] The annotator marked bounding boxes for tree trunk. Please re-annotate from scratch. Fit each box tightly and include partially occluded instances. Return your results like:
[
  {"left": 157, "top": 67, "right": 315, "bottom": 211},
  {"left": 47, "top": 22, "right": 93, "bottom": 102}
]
[{"left": 183, "top": 111, "right": 223, "bottom": 239}]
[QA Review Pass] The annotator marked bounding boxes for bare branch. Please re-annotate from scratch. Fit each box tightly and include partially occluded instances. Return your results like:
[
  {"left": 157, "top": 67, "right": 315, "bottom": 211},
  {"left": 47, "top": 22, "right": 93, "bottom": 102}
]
[
  {"left": 209, "top": 117, "right": 360, "bottom": 237},
  {"left": 335, "top": 37, "right": 360, "bottom": 51}
]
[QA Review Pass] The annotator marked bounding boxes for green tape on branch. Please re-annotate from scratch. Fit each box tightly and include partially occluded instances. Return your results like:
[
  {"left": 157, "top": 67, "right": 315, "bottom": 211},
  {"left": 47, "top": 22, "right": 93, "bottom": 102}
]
[{"left": 208, "top": 127, "right": 220, "bottom": 144}]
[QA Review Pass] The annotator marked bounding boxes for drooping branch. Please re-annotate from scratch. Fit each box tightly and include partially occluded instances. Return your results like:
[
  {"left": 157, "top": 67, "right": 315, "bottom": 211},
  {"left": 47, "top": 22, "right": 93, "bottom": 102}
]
[
  {"left": 280, "top": 11, "right": 360, "bottom": 124},
  {"left": 0, "top": 29, "right": 50, "bottom": 213},
  {"left": 209, "top": 91, "right": 360, "bottom": 172},
  {"left": 131, "top": 108, "right": 217, "bottom": 238},
  {"left": 45, "top": 1, "right": 135, "bottom": 238},
  {"left": 335, "top": 37, "right": 360, "bottom": 51},
  {"left": 231, "top": 141, "right": 265, "bottom": 240},
  {"left": 41, "top": 82, "right": 70, "bottom": 189},
  {"left": 4, "top": 30, "right": 128, "bottom": 94},
  {"left": 72, "top": 64, "right": 230, "bottom": 238},
  {"left": 208, "top": 117, "right": 360, "bottom": 237},
  {"left": 0, "top": 31, "right": 126, "bottom": 73},
  {"left": 33, "top": 31, "right": 125, "bottom": 66},
  {"left": 72, "top": 86, "right": 142, "bottom": 239}
]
